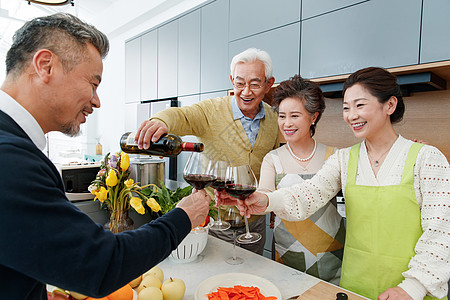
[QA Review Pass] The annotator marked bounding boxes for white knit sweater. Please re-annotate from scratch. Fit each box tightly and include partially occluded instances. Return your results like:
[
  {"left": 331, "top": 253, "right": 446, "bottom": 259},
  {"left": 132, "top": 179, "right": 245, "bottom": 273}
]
[{"left": 265, "top": 135, "right": 450, "bottom": 299}]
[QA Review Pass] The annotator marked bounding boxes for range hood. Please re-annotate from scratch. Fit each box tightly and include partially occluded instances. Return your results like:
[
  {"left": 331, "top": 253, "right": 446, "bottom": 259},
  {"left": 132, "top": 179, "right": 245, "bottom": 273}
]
[{"left": 320, "top": 71, "right": 447, "bottom": 98}]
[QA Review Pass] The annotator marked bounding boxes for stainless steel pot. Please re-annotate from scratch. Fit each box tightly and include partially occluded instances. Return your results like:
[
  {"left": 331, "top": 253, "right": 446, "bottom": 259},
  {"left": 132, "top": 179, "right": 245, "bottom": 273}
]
[{"left": 130, "top": 157, "right": 165, "bottom": 186}]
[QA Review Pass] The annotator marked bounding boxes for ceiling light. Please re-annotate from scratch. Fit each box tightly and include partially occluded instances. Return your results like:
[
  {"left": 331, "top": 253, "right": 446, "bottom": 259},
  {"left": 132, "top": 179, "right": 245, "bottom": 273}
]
[{"left": 27, "top": 0, "right": 74, "bottom": 6}]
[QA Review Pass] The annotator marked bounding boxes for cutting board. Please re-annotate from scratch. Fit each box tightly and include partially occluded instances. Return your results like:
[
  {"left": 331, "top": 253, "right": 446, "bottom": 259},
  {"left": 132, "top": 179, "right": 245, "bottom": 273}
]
[{"left": 297, "top": 281, "right": 368, "bottom": 300}]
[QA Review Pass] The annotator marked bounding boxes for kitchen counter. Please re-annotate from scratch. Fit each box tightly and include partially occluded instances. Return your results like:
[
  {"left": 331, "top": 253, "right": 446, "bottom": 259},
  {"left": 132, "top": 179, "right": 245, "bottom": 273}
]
[{"left": 158, "top": 235, "right": 367, "bottom": 299}]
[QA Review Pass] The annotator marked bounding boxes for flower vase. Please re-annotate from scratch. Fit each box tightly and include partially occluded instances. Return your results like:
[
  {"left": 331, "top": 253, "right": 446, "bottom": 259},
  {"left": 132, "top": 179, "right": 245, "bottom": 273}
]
[{"left": 104, "top": 209, "right": 134, "bottom": 233}]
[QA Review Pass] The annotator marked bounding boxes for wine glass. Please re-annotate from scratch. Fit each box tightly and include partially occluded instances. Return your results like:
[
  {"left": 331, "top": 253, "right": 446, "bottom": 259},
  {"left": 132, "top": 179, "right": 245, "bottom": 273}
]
[
  {"left": 209, "top": 160, "right": 231, "bottom": 231},
  {"left": 225, "top": 164, "right": 260, "bottom": 244},
  {"left": 223, "top": 206, "right": 245, "bottom": 265},
  {"left": 183, "top": 152, "right": 216, "bottom": 189}
]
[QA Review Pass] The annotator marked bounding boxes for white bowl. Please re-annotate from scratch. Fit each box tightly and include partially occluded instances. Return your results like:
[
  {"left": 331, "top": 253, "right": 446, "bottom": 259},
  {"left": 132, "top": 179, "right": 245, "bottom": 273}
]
[{"left": 169, "top": 225, "right": 209, "bottom": 263}]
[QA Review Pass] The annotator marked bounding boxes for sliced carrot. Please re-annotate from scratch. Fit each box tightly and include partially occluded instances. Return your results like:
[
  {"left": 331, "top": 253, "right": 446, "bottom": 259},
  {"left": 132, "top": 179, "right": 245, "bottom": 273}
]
[{"left": 206, "top": 285, "right": 277, "bottom": 300}]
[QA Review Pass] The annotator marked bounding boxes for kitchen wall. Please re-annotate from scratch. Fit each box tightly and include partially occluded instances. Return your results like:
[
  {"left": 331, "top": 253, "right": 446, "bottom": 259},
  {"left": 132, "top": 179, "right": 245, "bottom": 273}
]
[{"left": 95, "top": 0, "right": 450, "bottom": 160}]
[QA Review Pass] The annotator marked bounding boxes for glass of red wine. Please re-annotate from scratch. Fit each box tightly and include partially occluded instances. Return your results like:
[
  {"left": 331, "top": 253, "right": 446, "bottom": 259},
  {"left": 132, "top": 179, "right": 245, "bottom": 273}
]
[
  {"left": 183, "top": 152, "right": 216, "bottom": 190},
  {"left": 210, "top": 160, "right": 231, "bottom": 231},
  {"left": 225, "top": 164, "right": 260, "bottom": 244},
  {"left": 223, "top": 206, "right": 245, "bottom": 265}
]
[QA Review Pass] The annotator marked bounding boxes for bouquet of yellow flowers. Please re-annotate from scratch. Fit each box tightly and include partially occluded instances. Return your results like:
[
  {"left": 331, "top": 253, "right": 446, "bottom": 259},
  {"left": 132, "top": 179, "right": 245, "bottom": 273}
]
[{"left": 88, "top": 152, "right": 161, "bottom": 233}]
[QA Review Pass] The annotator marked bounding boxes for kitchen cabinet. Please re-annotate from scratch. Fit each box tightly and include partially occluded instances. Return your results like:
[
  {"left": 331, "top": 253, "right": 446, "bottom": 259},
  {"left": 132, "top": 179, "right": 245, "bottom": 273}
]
[
  {"left": 124, "top": 37, "right": 141, "bottom": 104},
  {"left": 301, "top": 0, "right": 367, "bottom": 20},
  {"left": 141, "top": 30, "right": 158, "bottom": 101},
  {"left": 158, "top": 20, "right": 178, "bottom": 99},
  {"left": 300, "top": 0, "right": 421, "bottom": 79},
  {"left": 229, "top": 22, "right": 301, "bottom": 83},
  {"left": 200, "top": 0, "right": 229, "bottom": 94},
  {"left": 229, "top": 0, "right": 300, "bottom": 41},
  {"left": 420, "top": 0, "right": 450, "bottom": 63},
  {"left": 178, "top": 9, "right": 201, "bottom": 97}
]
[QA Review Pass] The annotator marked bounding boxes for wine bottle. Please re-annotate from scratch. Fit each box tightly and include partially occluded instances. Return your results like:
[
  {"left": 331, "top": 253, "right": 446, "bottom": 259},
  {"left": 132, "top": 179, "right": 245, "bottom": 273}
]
[{"left": 120, "top": 132, "right": 204, "bottom": 157}]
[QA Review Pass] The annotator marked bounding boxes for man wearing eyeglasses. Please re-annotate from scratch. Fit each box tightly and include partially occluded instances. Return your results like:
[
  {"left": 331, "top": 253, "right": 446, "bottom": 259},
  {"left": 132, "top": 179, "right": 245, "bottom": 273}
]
[{"left": 135, "top": 48, "right": 279, "bottom": 255}]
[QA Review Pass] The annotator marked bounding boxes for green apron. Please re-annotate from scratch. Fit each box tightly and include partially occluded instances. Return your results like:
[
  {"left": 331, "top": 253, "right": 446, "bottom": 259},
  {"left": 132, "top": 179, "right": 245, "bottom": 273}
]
[{"left": 341, "top": 143, "right": 443, "bottom": 300}]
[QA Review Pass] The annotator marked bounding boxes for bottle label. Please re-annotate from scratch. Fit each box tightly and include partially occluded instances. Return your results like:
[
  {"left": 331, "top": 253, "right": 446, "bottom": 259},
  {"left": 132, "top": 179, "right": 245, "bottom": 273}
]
[
  {"left": 126, "top": 132, "right": 138, "bottom": 146},
  {"left": 182, "top": 142, "right": 196, "bottom": 151}
]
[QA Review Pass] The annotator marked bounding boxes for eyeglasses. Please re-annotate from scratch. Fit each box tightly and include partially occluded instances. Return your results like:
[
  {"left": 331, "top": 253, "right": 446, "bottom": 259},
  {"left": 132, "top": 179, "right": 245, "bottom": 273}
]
[{"left": 232, "top": 80, "right": 266, "bottom": 91}]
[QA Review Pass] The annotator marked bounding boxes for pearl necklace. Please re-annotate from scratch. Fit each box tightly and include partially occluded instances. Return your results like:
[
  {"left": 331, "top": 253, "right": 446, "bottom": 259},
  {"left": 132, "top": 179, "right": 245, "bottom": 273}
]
[{"left": 286, "top": 139, "right": 317, "bottom": 162}]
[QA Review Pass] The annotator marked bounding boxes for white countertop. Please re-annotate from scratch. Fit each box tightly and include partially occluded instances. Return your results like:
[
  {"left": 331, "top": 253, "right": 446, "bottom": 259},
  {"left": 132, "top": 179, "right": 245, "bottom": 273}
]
[{"left": 158, "top": 235, "right": 321, "bottom": 299}]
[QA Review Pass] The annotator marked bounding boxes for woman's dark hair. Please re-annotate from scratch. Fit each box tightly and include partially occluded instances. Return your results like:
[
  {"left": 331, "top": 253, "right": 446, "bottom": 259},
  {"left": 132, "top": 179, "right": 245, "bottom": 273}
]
[
  {"left": 272, "top": 75, "right": 325, "bottom": 137},
  {"left": 342, "top": 67, "right": 405, "bottom": 124}
]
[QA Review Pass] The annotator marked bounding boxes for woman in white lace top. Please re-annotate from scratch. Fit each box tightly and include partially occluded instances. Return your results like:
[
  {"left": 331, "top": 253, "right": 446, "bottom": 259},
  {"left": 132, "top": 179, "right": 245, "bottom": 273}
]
[{"left": 221, "top": 67, "right": 449, "bottom": 300}]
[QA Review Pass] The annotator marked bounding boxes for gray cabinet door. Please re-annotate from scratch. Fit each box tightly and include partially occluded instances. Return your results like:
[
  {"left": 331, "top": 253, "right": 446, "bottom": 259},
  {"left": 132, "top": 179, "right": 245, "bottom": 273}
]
[
  {"left": 302, "top": 0, "right": 367, "bottom": 20},
  {"left": 200, "top": 0, "right": 230, "bottom": 94},
  {"left": 178, "top": 9, "right": 201, "bottom": 97},
  {"left": 125, "top": 37, "right": 141, "bottom": 104},
  {"left": 229, "top": 22, "right": 300, "bottom": 83},
  {"left": 141, "top": 30, "right": 158, "bottom": 101},
  {"left": 301, "top": 0, "right": 421, "bottom": 79},
  {"left": 420, "top": 0, "right": 450, "bottom": 63},
  {"left": 229, "top": 0, "right": 300, "bottom": 41},
  {"left": 158, "top": 20, "right": 178, "bottom": 99}
]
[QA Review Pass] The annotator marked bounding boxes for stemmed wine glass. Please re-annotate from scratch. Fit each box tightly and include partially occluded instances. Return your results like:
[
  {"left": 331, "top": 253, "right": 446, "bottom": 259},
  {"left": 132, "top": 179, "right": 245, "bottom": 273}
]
[
  {"left": 223, "top": 206, "right": 245, "bottom": 265},
  {"left": 183, "top": 152, "right": 216, "bottom": 190},
  {"left": 210, "top": 160, "right": 231, "bottom": 231},
  {"left": 225, "top": 164, "right": 260, "bottom": 244}
]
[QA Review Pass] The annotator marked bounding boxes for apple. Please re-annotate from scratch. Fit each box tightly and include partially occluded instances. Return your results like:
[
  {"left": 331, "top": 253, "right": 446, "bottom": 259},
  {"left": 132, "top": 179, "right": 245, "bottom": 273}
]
[
  {"left": 143, "top": 266, "right": 164, "bottom": 282},
  {"left": 138, "top": 286, "right": 163, "bottom": 300},
  {"left": 129, "top": 274, "right": 143, "bottom": 288},
  {"left": 161, "top": 277, "right": 185, "bottom": 300},
  {"left": 137, "top": 275, "right": 162, "bottom": 293}
]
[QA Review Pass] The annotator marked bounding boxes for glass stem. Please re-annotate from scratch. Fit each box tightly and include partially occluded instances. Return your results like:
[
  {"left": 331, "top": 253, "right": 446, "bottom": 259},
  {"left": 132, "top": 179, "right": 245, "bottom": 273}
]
[
  {"left": 244, "top": 214, "right": 251, "bottom": 238},
  {"left": 232, "top": 230, "right": 237, "bottom": 261},
  {"left": 217, "top": 204, "right": 222, "bottom": 223}
]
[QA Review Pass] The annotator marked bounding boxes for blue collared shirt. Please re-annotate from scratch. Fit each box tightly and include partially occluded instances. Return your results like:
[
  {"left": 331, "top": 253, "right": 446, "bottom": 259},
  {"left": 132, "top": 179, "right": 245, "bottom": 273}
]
[{"left": 231, "top": 96, "right": 265, "bottom": 146}]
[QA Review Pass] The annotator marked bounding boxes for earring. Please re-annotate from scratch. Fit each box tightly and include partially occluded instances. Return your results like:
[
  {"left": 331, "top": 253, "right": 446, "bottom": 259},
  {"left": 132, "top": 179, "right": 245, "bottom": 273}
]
[{"left": 312, "top": 122, "right": 315, "bottom": 126}]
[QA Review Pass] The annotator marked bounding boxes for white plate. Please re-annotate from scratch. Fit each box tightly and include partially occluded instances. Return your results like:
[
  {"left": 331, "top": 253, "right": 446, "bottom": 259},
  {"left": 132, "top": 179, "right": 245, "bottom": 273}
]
[{"left": 195, "top": 273, "right": 281, "bottom": 300}]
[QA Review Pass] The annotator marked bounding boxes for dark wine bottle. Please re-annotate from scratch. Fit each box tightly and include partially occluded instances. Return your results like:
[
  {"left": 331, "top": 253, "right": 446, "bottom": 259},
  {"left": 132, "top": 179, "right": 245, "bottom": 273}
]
[{"left": 120, "top": 132, "right": 204, "bottom": 157}]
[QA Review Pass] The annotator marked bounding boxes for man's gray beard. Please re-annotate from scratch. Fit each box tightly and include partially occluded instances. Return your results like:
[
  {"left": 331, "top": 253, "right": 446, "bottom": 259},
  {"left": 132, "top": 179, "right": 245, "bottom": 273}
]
[{"left": 61, "top": 122, "right": 81, "bottom": 137}]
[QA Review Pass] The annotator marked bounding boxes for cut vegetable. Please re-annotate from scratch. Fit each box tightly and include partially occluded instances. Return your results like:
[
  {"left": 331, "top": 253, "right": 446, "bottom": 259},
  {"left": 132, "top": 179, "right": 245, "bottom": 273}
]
[{"left": 206, "top": 285, "right": 278, "bottom": 300}]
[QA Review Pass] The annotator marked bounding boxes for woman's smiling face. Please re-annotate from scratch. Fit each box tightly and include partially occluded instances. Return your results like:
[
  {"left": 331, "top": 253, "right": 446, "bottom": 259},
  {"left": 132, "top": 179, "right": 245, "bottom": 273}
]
[
  {"left": 278, "top": 97, "right": 316, "bottom": 143},
  {"left": 343, "top": 83, "right": 392, "bottom": 140}
]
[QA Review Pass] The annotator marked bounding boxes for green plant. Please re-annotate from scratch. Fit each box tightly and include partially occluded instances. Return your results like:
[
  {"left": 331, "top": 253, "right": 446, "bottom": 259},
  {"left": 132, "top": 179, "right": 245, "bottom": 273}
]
[{"left": 141, "top": 181, "right": 217, "bottom": 218}]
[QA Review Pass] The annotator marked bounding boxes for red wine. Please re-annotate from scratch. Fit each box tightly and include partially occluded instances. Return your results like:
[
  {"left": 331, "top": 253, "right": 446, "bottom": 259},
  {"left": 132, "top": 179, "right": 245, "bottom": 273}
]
[
  {"left": 225, "top": 184, "right": 256, "bottom": 200},
  {"left": 183, "top": 174, "right": 216, "bottom": 189},
  {"left": 227, "top": 219, "right": 245, "bottom": 228},
  {"left": 210, "top": 178, "right": 233, "bottom": 191}
]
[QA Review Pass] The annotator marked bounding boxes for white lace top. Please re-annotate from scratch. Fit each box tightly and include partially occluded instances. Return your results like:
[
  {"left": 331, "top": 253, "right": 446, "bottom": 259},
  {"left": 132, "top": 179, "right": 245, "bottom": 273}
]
[{"left": 265, "top": 135, "right": 450, "bottom": 300}]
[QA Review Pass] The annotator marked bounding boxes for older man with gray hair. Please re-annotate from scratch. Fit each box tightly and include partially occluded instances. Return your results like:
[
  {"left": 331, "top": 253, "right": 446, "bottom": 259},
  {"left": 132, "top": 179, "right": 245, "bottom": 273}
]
[{"left": 135, "top": 48, "right": 280, "bottom": 255}]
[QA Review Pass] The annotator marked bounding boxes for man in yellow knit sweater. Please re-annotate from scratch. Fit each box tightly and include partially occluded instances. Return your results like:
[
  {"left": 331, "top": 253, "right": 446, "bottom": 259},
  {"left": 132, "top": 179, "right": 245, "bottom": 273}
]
[{"left": 135, "top": 48, "right": 280, "bottom": 254}]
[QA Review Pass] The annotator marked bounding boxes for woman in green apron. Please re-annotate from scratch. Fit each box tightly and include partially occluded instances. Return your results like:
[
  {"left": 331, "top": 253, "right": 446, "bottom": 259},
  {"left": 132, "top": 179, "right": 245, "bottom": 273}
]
[
  {"left": 258, "top": 75, "right": 345, "bottom": 285},
  {"left": 221, "top": 67, "right": 449, "bottom": 299}
]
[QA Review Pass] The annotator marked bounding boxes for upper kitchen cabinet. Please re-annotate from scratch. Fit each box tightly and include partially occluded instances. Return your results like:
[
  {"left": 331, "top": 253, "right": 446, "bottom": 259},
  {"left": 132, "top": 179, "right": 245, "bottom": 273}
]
[
  {"left": 301, "top": 0, "right": 367, "bottom": 20},
  {"left": 228, "top": 0, "right": 300, "bottom": 41},
  {"left": 300, "top": 0, "right": 421, "bottom": 79},
  {"left": 229, "top": 22, "right": 300, "bottom": 83},
  {"left": 178, "top": 9, "right": 201, "bottom": 97},
  {"left": 158, "top": 20, "right": 178, "bottom": 99},
  {"left": 125, "top": 37, "right": 141, "bottom": 104},
  {"left": 141, "top": 30, "right": 158, "bottom": 101},
  {"left": 200, "top": 0, "right": 230, "bottom": 94},
  {"left": 420, "top": 0, "right": 450, "bottom": 63}
]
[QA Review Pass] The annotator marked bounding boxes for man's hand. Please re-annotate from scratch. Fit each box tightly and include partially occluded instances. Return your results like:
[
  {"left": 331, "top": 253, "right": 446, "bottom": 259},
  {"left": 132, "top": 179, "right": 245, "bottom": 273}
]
[
  {"left": 176, "top": 189, "right": 211, "bottom": 229},
  {"left": 378, "top": 287, "right": 413, "bottom": 300},
  {"left": 135, "top": 120, "right": 169, "bottom": 149}
]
